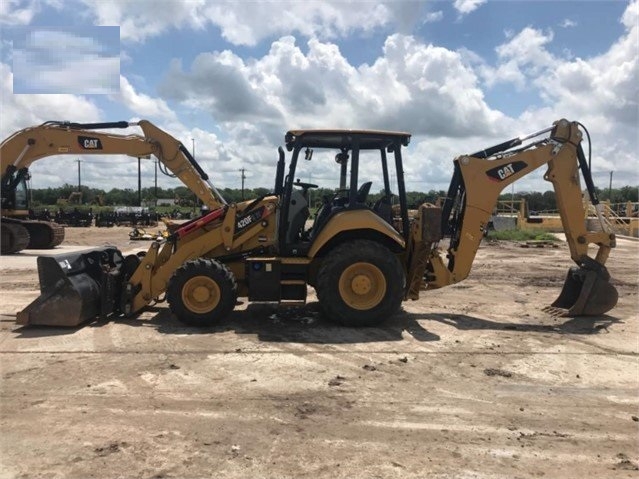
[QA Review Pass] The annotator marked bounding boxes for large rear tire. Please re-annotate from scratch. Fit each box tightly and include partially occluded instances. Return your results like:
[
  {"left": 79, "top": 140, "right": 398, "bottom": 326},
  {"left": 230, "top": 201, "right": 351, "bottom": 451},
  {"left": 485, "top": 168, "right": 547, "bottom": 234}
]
[
  {"left": 316, "top": 240, "right": 404, "bottom": 326},
  {"left": 167, "top": 258, "right": 237, "bottom": 327}
]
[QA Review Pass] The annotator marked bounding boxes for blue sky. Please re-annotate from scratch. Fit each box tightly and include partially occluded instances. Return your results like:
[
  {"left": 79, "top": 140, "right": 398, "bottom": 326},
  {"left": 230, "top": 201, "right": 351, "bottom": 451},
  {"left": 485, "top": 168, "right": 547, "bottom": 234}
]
[{"left": 1, "top": 0, "right": 637, "bottom": 194}]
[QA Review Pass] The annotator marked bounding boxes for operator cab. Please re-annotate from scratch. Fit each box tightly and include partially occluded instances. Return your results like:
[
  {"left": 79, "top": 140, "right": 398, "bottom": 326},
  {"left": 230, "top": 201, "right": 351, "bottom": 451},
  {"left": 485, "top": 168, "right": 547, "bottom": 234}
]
[
  {"left": 276, "top": 129, "right": 411, "bottom": 255},
  {"left": 1, "top": 170, "right": 30, "bottom": 211}
]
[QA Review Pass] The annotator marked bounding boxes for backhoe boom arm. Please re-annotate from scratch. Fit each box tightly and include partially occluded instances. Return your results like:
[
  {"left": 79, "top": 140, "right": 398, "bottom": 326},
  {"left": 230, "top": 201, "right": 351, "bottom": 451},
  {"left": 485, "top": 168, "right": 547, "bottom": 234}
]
[{"left": 415, "top": 119, "right": 617, "bottom": 316}]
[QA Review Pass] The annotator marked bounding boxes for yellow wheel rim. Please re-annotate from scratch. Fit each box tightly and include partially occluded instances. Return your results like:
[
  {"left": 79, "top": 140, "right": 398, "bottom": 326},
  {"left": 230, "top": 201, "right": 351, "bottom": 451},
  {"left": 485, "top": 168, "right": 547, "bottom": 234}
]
[
  {"left": 181, "top": 276, "right": 221, "bottom": 314},
  {"left": 338, "top": 262, "right": 386, "bottom": 310}
]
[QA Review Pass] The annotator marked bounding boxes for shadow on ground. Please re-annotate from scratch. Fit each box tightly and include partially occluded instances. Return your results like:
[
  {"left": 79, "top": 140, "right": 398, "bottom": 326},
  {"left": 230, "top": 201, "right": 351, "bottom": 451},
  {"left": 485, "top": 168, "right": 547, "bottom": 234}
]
[
  {"left": 12, "top": 300, "right": 621, "bottom": 345},
  {"left": 415, "top": 312, "right": 622, "bottom": 335},
  {"left": 113, "top": 302, "right": 442, "bottom": 344}
]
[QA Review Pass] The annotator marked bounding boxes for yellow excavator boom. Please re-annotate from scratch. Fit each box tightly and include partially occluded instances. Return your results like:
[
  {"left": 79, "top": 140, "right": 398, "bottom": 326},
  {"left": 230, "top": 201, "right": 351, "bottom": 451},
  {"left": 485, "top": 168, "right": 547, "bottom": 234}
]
[
  {"left": 405, "top": 119, "right": 617, "bottom": 316},
  {"left": 1, "top": 120, "right": 226, "bottom": 210}
]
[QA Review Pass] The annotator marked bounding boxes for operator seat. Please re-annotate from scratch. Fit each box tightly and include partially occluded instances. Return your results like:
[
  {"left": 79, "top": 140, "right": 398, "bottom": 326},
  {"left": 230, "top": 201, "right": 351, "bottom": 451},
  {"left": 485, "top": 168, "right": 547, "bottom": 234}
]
[
  {"left": 373, "top": 194, "right": 393, "bottom": 224},
  {"left": 309, "top": 181, "right": 373, "bottom": 241},
  {"left": 356, "top": 181, "right": 372, "bottom": 204},
  {"left": 308, "top": 195, "right": 332, "bottom": 240},
  {"left": 286, "top": 189, "right": 310, "bottom": 244}
]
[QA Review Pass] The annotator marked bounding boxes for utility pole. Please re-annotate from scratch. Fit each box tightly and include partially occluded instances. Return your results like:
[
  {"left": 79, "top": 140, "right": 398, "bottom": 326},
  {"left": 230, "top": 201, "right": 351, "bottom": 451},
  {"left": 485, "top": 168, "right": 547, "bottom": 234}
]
[
  {"left": 609, "top": 171, "right": 613, "bottom": 201},
  {"left": 239, "top": 168, "right": 246, "bottom": 200},
  {"left": 137, "top": 157, "right": 142, "bottom": 207},
  {"left": 154, "top": 160, "right": 158, "bottom": 207},
  {"left": 76, "top": 159, "right": 82, "bottom": 192}
]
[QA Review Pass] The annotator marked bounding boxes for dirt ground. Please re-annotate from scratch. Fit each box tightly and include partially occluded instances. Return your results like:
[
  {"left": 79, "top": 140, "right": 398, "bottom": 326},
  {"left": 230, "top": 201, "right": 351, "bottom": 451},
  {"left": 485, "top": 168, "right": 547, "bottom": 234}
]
[{"left": 0, "top": 226, "right": 637, "bottom": 479}]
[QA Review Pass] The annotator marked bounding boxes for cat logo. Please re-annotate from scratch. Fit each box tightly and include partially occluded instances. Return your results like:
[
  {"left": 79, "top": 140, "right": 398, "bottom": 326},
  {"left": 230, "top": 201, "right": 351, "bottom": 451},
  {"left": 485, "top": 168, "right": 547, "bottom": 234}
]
[
  {"left": 497, "top": 163, "right": 515, "bottom": 180},
  {"left": 486, "top": 160, "right": 527, "bottom": 182},
  {"left": 78, "top": 136, "right": 103, "bottom": 150}
]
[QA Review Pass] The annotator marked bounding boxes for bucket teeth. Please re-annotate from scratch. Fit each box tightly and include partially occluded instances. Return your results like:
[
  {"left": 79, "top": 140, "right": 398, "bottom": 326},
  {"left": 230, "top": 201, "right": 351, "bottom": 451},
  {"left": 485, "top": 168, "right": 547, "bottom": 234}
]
[{"left": 541, "top": 306, "right": 569, "bottom": 318}]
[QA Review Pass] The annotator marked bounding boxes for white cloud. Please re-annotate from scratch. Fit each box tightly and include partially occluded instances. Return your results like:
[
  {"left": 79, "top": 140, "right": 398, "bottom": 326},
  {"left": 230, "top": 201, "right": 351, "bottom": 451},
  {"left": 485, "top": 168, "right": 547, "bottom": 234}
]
[
  {"left": 559, "top": 18, "right": 577, "bottom": 28},
  {"left": 120, "top": 50, "right": 132, "bottom": 64},
  {"left": 0, "top": 69, "right": 231, "bottom": 191},
  {"left": 2, "top": 0, "right": 636, "bottom": 193},
  {"left": 81, "top": 0, "right": 205, "bottom": 44},
  {"left": 161, "top": 34, "right": 506, "bottom": 141},
  {"left": 622, "top": 0, "right": 639, "bottom": 29},
  {"left": 0, "top": 62, "right": 112, "bottom": 187},
  {"left": 0, "top": 63, "right": 102, "bottom": 135},
  {"left": 200, "top": 1, "right": 391, "bottom": 46},
  {"left": 476, "top": 27, "right": 554, "bottom": 90},
  {"left": 363, "top": 35, "right": 507, "bottom": 136},
  {"left": 81, "top": 0, "right": 426, "bottom": 45},
  {"left": 156, "top": 33, "right": 513, "bottom": 192},
  {"left": 0, "top": 0, "right": 63, "bottom": 25},
  {"left": 423, "top": 11, "right": 443, "bottom": 24},
  {"left": 112, "top": 76, "right": 177, "bottom": 123},
  {"left": 453, "top": 0, "right": 486, "bottom": 15},
  {"left": 0, "top": 0, "right": 38, "bottom": 25},
  {"left": 154, "top": 0, "right": 639, "bottom": 192},
  {"left": 504, "top": 1, "right": 639, "bottom": 185}
]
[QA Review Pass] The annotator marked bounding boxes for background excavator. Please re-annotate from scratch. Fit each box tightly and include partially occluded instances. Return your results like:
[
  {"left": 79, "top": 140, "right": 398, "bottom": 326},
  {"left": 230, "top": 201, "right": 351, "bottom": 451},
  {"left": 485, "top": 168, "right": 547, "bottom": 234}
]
[
  {"left": 12, "top": 118, "right": 617, "bottom": 328},
  {"left": 1, "top": 120, "right": 226, "bottom": 254},
  {"left": 1, "top": 141, "right": 65, "bottom": 254}
]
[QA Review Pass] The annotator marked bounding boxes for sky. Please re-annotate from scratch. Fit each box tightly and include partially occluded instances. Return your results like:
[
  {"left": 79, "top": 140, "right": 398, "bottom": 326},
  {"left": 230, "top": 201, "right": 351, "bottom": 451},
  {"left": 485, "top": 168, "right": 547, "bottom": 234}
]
[{"left": 0, "top": 0, "right": 637, "bottom": 197}]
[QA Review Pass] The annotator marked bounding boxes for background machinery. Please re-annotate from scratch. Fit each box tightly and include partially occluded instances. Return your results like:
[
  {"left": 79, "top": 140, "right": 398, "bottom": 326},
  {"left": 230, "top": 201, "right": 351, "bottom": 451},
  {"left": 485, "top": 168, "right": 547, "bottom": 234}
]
[
  {"left": 1, "top": 120, "right": 224, "bottom": 254},
  {"left": 14, "top": 119, "right": 618, "bottom": 327},
  {"left": 1, "top": 146, "right": 65, "bottom": 254}
]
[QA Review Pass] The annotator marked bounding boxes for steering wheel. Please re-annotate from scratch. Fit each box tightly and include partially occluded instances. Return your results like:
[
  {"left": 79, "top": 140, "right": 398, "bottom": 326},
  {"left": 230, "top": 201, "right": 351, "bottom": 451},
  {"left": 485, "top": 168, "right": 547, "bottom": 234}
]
[{"left": 294, "top": 180, "right": 318, "bottom": 192}]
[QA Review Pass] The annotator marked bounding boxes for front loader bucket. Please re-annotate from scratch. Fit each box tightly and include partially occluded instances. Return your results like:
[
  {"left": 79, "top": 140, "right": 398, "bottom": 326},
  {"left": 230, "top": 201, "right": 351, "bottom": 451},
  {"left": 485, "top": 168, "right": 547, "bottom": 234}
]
[
  {"left": 17, "top": 248, "right": 124, "bottom": 327},
  {"left": 551, "top": 264, "right": 618, "bottom": 316}
]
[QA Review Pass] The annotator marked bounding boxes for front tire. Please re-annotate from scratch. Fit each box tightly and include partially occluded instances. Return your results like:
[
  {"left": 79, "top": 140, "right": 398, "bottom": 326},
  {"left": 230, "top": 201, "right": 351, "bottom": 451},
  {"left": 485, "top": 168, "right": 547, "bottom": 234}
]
[
  {"left": 167, "top": 258, "right": 237, "bottom": 326},
  {"left": 316, "top": 240, "right": 404, "bottom": 326}
]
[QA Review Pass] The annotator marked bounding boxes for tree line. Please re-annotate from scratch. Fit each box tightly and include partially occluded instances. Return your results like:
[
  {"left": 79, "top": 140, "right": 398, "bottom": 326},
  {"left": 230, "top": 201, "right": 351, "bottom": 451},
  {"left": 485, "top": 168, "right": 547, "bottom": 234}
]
[{"left": 30, "top": 183, "right": 638, "bottom": 211}]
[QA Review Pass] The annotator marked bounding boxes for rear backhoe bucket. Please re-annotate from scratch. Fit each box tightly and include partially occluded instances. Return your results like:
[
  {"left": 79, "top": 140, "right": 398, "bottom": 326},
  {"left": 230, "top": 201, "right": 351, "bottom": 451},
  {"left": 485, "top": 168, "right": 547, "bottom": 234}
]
[
  {"left": 17, "top": 248, "right": 124, "bottom": 327},
  {"left": 551, "top": 264, "right": 618, "bottom": 316}
]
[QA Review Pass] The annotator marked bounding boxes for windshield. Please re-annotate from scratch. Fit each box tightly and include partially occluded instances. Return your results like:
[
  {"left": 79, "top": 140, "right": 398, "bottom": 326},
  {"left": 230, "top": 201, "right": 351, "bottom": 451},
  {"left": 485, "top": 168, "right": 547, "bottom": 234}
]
[{"left": 14, "top": 177, "right": 29, "bottom": 210}]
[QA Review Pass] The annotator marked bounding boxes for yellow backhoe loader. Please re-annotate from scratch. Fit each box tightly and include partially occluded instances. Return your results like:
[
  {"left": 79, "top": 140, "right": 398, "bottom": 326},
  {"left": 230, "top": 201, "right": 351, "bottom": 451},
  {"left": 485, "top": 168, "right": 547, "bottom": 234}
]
[{"left": 11, "top": 118, "right": 617, "bottom": 327}]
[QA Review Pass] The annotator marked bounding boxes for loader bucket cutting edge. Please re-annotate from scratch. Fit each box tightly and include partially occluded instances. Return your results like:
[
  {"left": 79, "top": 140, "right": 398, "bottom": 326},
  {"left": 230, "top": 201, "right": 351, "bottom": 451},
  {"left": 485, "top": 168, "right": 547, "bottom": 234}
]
[
  {"left": 16, "top": 248, "right": 124, "bottom": 327},
  {"left": 551, "top": 265, "right": 618, "bottom": 317}
]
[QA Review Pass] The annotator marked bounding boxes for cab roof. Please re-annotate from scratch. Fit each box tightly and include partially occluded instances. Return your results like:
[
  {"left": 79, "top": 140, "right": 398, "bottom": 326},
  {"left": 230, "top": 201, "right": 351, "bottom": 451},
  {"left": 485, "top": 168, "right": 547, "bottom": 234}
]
[{"left": 285, "top": 129, "right": 411, "bottom": 151}]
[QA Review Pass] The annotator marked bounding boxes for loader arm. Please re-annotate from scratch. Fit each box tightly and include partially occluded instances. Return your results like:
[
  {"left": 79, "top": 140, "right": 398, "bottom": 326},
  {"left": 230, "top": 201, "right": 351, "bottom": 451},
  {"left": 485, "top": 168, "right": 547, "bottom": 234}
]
[
  {"left": 0, "top": 120, "right": 225, "bottom": 210},
  {"left": 10, "top": 120, "right": 280, "bottom": 327},
  {"left": 408, "top": 119, "right": 617, "bottom": 316}
]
